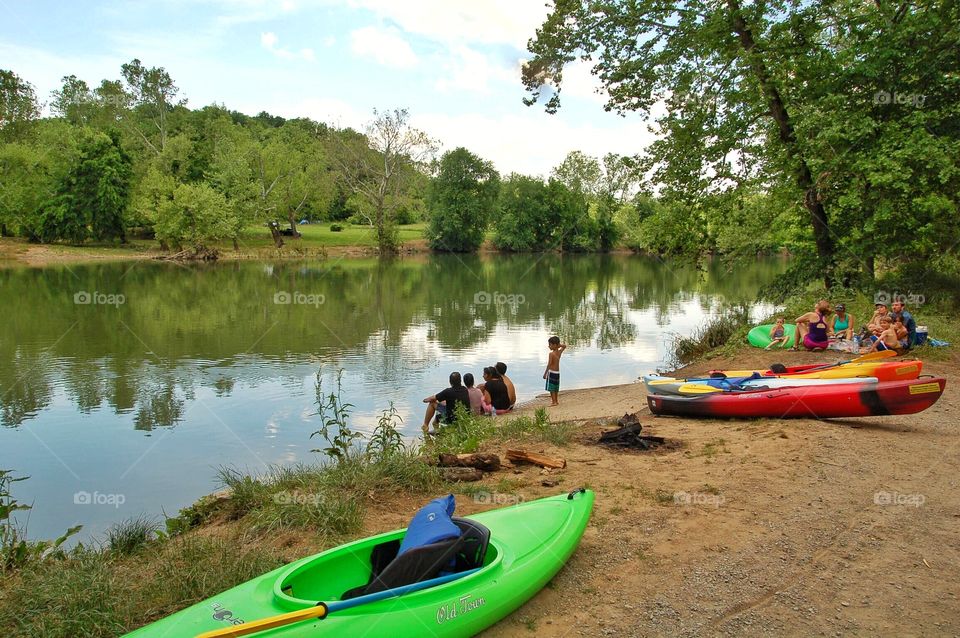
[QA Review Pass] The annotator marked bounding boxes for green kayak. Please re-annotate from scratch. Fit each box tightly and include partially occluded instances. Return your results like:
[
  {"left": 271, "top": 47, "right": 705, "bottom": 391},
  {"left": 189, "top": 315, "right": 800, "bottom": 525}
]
[
  {"left": 747, "top": 323, "right": 796, "bottom": 348},
  {"left": 124, "top": 489, "right": 594, "bottom": 638}
]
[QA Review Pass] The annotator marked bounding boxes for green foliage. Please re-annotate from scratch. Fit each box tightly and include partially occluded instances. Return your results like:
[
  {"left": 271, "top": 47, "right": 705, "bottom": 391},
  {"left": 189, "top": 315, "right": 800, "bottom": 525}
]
[
  {"left": 0, "top": 70, "right": 40, "bottom": 141},
  {"left": 38, "top": 128, "right": 132, "bottom": 244},
  {"left": 427, "top": 404, "right": 575, "bottom": 454},
  {"left": 366, "top": 403, "right": 406, "bottom": 462},
  {"left": 329, "top": 223, "right": 344, "bottom": 232},
  {"left": 492, "top": 175, "right": 590, "bottom": 251},
  {"left": 154, "top": 181, "right": 235, "bottom": 252},
  {"left": 1, "top": 470, "right": 82, "bottom": 573},
  {"left": 668, "top": 306, "right": 752, "bottom": 368},
  {"left": 523, "top": 0, "right": 960, "bottom": 282},
  {"left": 105, "top": 516, "right": 157, "bottom": 556},
  {"left": 426, "top": 147, "right": 500, "bottom": 252},
  {"left": 310, "top": 369, "right": 362, "bottom": 462}
]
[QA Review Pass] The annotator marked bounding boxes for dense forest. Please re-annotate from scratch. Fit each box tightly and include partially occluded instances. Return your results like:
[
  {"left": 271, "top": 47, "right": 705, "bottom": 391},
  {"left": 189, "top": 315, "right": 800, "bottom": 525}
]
[
  {"left": 0, "top": 61, "right": 826, "bottom": 262},
  {"left": 2, "top": 0, "right": 959, "bottom": 297},
  {"left": 523, "top": 0, "right": 960, "bottom": 293}
]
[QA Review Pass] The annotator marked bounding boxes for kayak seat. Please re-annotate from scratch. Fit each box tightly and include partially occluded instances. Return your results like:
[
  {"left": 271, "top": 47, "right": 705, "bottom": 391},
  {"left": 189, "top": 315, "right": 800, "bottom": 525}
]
[{"left": 341, "top": 518, "right": 490, "bottom": 600}]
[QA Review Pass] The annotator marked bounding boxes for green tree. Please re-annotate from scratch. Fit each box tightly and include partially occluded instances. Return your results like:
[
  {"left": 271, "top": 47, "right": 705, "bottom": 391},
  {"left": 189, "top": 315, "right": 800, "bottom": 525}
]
[
  {"left": 50, "top": 75, "right": 94, "bottom": 125},
  {"left": 523, "top": 0, "right": 960, "bottom": 285},
  {"left": 154, "top": 182, "right": 236, "bottom": 253},
  {"left": 426, "top": 147, "right": 500, "bottom": 252},
  {"left": 39, "top": 129, "right": 132, "bottom": 244},
  {"left": 0, "top": 70, "right": 40, "bottom": 141},
  {"left": 120, "top": 58, "right": 183, "bottom": 155},
  {"left": 336, "top": 109, "right": 437, "bottom": 254}
]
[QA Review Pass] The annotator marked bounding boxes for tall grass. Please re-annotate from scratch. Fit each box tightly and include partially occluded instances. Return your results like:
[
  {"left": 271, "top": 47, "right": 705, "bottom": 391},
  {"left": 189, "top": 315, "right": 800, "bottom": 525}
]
[
  {"left": 0, "top": 535, "right": 283, "bottom": 638},
  {"left": 428, "top": 406, "right": 577, "bottom": 454},
  {"left": 667, "top": 306, "right": 752, "bottom": 368}
]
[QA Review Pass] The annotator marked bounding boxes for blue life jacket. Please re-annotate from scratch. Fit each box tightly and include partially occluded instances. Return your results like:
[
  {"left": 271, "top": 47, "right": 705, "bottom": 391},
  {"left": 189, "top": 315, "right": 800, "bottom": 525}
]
[{"left": 398, "top": 494, "right": 461, "bottom": 555}]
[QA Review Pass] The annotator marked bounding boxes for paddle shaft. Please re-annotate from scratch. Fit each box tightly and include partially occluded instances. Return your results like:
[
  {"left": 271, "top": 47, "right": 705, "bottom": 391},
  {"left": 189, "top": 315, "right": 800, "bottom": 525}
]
[{"left": 194, "top": 568, "right": 480, "bottom": 638}]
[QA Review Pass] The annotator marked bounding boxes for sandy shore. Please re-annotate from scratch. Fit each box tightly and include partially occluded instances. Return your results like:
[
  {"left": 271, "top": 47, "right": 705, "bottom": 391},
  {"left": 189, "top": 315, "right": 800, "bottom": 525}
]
[{"left": 459, "top": 349, "right": 960, "bottom": 637}]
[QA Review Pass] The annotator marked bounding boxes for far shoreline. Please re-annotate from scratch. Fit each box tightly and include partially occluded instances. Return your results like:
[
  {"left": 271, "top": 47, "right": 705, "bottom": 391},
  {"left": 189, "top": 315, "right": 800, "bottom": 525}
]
[{"left": 0, "top": 236, "right": 643, "bottom": 268}]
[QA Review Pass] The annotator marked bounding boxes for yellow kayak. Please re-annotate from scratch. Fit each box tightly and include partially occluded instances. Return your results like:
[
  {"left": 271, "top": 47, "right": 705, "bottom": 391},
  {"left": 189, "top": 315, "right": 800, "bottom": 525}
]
[{"left": 712, "top": 360, "right": 921, "bottom": 381}]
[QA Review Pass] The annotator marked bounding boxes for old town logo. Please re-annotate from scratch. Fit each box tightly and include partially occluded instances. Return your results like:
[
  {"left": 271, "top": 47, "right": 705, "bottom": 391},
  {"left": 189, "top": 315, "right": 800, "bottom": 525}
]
[
  {"left": 211, "top": 602, "right": 245, "bottom": 626},
  {"left": 436, "top": 593, "right": 487, "bottom": 624}
]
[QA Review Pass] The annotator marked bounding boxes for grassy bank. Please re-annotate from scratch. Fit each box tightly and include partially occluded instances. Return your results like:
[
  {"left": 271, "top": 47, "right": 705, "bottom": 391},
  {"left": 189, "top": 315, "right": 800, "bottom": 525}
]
[
  {"left": 0, "top": 223, "right": 431, "bottom": 266},
  {"left": 0, "top": 404, "right": 574, "bottom": 637}
]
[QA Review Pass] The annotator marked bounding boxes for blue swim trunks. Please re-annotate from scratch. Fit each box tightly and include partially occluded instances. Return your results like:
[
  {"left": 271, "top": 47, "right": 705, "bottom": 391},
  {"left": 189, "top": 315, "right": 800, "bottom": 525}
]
[{"left": 545, "top": 371, "right": 560, "bottom": 392}]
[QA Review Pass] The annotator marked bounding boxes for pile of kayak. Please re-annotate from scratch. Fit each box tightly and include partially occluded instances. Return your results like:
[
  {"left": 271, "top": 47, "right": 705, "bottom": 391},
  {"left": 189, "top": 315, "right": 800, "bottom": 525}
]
[{"left": 644, "top": 351, "right": 946, "bottom": 419}]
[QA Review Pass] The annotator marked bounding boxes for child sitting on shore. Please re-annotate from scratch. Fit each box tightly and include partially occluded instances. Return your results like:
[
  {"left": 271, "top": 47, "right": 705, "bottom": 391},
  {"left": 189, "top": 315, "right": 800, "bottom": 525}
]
[
  {"left": 866, "top": 316, "right": 900, "bottom": 353},
  {"left": 765, "top": 317, "right": 790, "bottom": 350}
]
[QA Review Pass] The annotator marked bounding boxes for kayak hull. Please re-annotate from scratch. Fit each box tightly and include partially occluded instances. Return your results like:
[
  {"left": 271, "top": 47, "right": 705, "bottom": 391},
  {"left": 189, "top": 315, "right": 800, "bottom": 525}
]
[
  {"left": 647, "top": 378, "right": 946, "bottom": 419},
  {"left": 124, "top": 490, "right": 594, "bottom": 638},
  {"left": 713, "top": 360, "right": 922, "bottom": 381},
  {"left": 643, "top": 374, "right": 879, "bottom": 396},
  {"left": 747, "top": 323, "right": 797, "bottom": 348}
]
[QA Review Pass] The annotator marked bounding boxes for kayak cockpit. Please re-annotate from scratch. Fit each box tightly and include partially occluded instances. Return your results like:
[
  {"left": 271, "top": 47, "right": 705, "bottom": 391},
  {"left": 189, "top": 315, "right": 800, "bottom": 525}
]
[{"left": 273, "top": 517, "right": 497, "bottom": 610}]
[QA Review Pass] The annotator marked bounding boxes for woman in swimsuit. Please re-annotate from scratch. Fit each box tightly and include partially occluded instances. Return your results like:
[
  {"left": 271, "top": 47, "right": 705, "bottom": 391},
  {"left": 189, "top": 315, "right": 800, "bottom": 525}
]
[
  {"left": 792, "top": 300, "right": 832, "bottom": 351},
  {"left": 831, "top": 303, "right": 854, "bottom": 340}
]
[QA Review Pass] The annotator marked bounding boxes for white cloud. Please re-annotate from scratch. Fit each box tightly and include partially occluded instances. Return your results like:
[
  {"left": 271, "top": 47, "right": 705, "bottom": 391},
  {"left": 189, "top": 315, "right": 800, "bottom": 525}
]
[
  {"left": 260, "top": 31, "right": 278, "bottom": 48},
  {"left": 412, "top": 110, "right": 655, "bottom": 178},
  {"left": 348, "top": 0, "right": 548, "bottom": 48},
  {"left": 260, "top": 30, "right": 315, "bottom": 61},
  {"left": 350, "top": 25, "right": 418, "bottom": 69},
  {"left": 434, "top": 45, "right": 514, "bottom": 95}
]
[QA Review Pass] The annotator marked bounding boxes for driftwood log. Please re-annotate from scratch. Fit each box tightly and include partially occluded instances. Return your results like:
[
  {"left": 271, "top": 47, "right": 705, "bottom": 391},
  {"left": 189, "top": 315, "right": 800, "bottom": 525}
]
[
  {"left": 440, "top": 467, "right": 484, "bottom": 482},
  {"left": 506, "top": 449, "right": 566, "bottom": 469},
  {"left": 437, "top": 453, "right": 501, "bottom": 472}
]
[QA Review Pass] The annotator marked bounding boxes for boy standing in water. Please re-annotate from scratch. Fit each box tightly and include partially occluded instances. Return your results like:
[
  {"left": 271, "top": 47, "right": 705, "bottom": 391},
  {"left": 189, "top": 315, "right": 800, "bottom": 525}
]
[{"left": 543, "top": 336, "right": 566, "bottom": 406}]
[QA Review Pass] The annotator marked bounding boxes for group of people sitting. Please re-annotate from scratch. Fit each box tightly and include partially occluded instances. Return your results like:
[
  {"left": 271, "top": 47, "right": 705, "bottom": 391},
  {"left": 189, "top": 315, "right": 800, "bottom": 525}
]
[
  {"left": 767, "top": 298, "right": 918, "bottom": 354},
  {"left": 421, "top": 363, "right": 516, "bottom": 436}
]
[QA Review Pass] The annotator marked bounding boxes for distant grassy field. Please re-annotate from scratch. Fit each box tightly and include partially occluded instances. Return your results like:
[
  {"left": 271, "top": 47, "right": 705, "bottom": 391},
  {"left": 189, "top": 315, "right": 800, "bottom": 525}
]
[{"left": 228, "top": 222, "right": 427, "bottom": 250}]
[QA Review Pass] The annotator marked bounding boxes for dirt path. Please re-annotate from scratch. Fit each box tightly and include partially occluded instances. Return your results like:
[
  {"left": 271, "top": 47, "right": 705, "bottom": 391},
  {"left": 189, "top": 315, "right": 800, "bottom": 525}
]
[{"left": 465, "top": 351, "right": 959, "bottom": 636}]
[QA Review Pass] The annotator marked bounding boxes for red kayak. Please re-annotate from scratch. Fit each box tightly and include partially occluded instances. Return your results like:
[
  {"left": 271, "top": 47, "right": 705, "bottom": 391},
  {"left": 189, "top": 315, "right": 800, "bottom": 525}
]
[{"left": 647, "top": 377, "right": 946, "bottom": 419}]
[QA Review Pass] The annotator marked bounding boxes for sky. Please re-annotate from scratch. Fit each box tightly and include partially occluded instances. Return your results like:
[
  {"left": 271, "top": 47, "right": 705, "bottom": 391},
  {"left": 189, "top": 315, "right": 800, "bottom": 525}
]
[{"left": 0, "top": 0, "right": 657, "bottom": 177}]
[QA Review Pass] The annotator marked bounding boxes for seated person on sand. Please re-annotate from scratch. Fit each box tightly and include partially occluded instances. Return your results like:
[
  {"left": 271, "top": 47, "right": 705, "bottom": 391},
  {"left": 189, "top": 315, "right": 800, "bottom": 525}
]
[
  {"left": 791, "top": 299, "right": 832, "bottom": 351},
  {"left": 463, "top": 373, "right": 483, "bottom": 416},
  {"left": 865, "top": 302, "right": 889, "bottom": 336},
  {"left": 831, "top": 303, "right": 855, "bottom": 340},
  {"left": 865, "top": 316, "right": 901, "bottom": 354},
  {"left": 421, "top": 372, "right": 472, "bottom": 436},
  {"left": 480, "top": 366, "right": 512, "bottom": 415},
  {"left": 890, "top": 300, "right": 917, "bottom": 349},
  {"left": 495, "top": 361, "right": 517, "bottom": 408},
  {"left": 765, "top": 317, "right": 790, "bottom": 350}
]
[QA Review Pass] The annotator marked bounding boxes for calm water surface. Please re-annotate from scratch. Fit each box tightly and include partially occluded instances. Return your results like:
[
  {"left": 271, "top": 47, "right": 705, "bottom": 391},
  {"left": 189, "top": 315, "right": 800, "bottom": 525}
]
[{"left": 0, "top": 254, "right": 786, "bottom": 540}]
